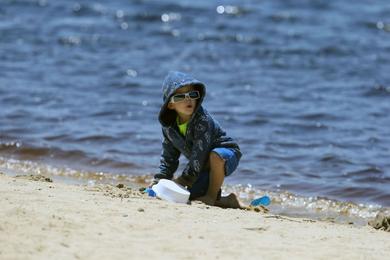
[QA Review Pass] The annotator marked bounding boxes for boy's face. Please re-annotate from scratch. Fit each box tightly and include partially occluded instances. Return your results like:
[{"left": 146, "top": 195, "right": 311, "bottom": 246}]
[{"left": 167, "top": 85, "right": 198, "bottom": 118}]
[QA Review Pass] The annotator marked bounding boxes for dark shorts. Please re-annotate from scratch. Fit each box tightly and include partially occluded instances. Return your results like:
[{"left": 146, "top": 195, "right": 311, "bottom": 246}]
[{"left": 188, "top": 147, "right": 240, "bottom": 200}]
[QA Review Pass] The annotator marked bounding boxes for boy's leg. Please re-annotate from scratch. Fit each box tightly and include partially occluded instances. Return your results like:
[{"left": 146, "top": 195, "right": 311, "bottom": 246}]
[
  {"left": 196, "top": 151, "right": 244, "bottom": 209},
  {"left": 196, "top": 152, "right": 225, "bottom": 205}
]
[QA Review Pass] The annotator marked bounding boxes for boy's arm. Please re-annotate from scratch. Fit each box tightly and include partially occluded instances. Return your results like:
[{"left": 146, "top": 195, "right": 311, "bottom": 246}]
[
  {"left": 180, "top": 115, "right": 213, "bottom": 185},
  {"left": 154, "top": 131, "right": 180, "bottom": 183}
]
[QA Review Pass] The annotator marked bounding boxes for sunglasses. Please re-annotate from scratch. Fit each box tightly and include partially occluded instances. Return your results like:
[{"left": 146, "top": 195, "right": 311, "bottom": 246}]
[{"left": 170, "top": 90, "right": 200, "bottom": 103}]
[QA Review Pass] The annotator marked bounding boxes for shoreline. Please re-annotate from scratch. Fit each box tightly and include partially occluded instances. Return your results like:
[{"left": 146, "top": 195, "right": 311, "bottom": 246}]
[
  {"left": 1, "top": 155, "right": 390, "bottom": 223},
  {"left": 1, "top": 173, "right": 389, "bottom": 259},
  {"left": 1, "top": 156, "right": 389, "bottom": 226}
]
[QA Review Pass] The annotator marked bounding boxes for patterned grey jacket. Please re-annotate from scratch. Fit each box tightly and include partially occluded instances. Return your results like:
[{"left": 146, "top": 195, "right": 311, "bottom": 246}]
[{"left": 155, "top": 71, "right": 241, "bottom": 184}]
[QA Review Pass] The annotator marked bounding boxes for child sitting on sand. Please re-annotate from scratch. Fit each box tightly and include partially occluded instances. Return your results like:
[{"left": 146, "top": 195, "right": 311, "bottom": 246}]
[{"left": 151, "top": 71, "right": 243, "bottom": 208}]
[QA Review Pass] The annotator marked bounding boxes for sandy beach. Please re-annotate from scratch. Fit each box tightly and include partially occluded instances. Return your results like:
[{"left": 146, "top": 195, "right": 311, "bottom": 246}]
[{"left": 1, "top": 173, "right": 389, "bottom": 260}]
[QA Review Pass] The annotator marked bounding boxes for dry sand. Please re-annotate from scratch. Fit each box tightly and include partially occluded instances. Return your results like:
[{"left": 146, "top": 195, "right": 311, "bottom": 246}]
[{"left": 1, "top": 173, "right": 389, "bottom": 260}]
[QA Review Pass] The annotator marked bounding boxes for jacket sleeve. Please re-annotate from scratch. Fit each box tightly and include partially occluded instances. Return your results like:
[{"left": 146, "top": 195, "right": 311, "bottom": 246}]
[
  {"left": 154, "top": 130, "right": 180, "bottom": 181},
  {"left": 181, "top": 114, "right": 214, "bottom": 184}
]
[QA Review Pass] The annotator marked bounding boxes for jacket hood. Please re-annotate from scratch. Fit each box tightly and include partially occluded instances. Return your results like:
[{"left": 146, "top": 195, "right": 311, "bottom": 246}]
[{"left": 159, "top": 71, "right": 206, "bottom": 127}]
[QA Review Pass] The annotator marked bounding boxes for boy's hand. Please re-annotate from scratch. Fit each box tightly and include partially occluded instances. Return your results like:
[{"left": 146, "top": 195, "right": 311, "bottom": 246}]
[
  {"left": 174, "top": 176, "right": 192, "bottom": 188},
  {"left": 148, "top": 179, "right": 159, "bottom": 188}
]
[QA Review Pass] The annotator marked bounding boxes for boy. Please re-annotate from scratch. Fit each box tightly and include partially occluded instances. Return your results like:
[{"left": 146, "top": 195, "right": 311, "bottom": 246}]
[{"left": 152, "top": 71, "right": 243, "bottom": 208}]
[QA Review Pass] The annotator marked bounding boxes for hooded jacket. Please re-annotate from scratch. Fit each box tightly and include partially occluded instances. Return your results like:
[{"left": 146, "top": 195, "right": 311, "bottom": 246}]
[{"left": 155, "top": 71, "right": 242, "bottom": 184}]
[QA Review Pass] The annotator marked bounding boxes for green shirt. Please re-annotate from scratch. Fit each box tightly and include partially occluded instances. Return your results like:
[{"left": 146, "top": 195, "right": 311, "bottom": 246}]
[{"left": 176, "top": 117, "right": 188, "bottom": 136}]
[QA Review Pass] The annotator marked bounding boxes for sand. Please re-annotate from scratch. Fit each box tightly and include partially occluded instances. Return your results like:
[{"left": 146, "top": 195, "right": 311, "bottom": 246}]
[{"left": 1, "top": 173, "right": 389, "bottom": 260}]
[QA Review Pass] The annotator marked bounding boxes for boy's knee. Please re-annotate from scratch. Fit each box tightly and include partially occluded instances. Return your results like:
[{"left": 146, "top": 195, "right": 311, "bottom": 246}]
[{"left": 209, "top": 152, "right": 224, "bottom": 165}]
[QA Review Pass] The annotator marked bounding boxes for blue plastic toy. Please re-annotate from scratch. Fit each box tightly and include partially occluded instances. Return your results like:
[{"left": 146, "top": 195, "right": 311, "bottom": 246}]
[
  {"left": 250, "top": 195, "right": 271, "bottom": 206},
  {"left": 144, "top": 188, "right": 156, "bottom": 197}
]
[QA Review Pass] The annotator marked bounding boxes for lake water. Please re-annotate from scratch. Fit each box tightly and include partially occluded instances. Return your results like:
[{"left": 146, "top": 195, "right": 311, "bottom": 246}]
[{"left": 1, "top": 0, "right": 389, "bottom": 223}]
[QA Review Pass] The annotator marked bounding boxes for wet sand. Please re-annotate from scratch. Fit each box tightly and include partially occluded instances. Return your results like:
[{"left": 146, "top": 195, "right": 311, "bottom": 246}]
[{"left": 1, "top": 173, "right": 389, "bottom": 260}]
